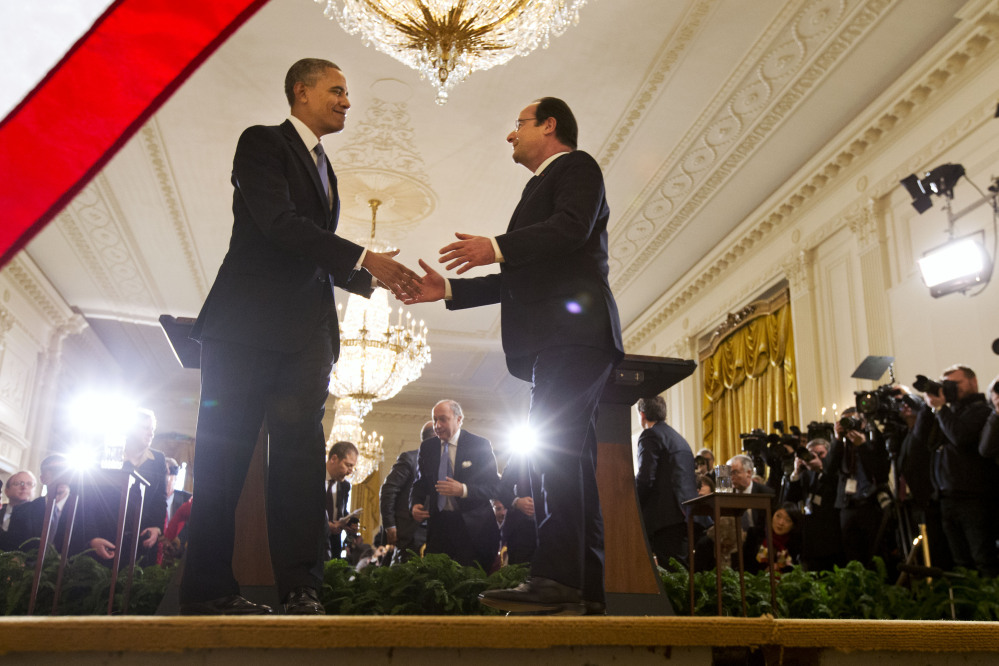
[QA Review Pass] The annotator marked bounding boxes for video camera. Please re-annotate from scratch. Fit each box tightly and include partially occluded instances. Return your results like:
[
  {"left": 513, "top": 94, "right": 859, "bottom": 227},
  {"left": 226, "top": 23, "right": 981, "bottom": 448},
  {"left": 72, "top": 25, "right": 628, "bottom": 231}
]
[{"left": 740, "top": 421, "right": 807, "bottom": 472}]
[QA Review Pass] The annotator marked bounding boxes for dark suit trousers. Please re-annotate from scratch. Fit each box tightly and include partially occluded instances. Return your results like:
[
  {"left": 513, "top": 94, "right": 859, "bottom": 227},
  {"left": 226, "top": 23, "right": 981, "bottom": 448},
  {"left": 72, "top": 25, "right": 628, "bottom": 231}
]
[
  {"left": 527, "top": 345, "right": 616, "bottom": 603},
  {"left": 180, "top": 318, "right": 333, "bottom": 603}
]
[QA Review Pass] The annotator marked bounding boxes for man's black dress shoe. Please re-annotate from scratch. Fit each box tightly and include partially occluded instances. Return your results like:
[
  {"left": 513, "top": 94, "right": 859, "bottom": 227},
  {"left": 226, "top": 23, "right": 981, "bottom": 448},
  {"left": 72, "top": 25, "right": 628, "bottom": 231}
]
[
  {"left": 179, "top": 594, "right": 273, "bottom": 615},
  {"left": 284, "top": 587, "right": 325, "bottom": 615},
  {"left": 479, "top": 576, "right": 584, "bottom": 615},
  {"left": 584, "top": 600, "right": 606, "bottom": 615}
]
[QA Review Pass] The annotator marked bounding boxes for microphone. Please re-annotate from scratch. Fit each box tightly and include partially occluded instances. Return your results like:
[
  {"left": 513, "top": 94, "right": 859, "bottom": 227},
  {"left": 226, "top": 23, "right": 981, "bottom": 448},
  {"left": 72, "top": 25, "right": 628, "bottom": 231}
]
[{"left": 992, "top": 337, "right": 999, "bottom": 355}]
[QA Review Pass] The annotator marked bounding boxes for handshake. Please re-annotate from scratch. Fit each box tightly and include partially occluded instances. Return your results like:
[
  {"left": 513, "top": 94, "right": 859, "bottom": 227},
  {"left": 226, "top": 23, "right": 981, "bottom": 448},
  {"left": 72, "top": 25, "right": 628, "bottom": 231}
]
[{"left": 363, "top": 232, "right": 495, "bottom": 304}]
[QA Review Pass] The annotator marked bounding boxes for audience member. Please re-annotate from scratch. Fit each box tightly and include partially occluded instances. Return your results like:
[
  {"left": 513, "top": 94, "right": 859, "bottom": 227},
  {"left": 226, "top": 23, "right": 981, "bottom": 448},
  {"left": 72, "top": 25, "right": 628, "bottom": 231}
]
[
  {"left": 411, "top": 400, "right": 499, "bottom": 569},
  {"left": 325, "top": 441, "right": 358, "bottom": 560},
  {"left": 911, "top": 364, "right": 997, "bottom": 576},
  {"left": 165, "top": 457, "right": 192, "bottom": 526},
  {"left": 1, "top": 471, "right": 36, "bottom": 541},
  {"left": 746, "top": 502, "right": 803, "bottom": 573},
  {"left": 84, "top": 408, "right": 168, "bottom": 567},
  {"left": 378, "top": 421, "right": 430, "bottom": 564},
  {"left": 4, "top": 454, "right": 72, "bottom": 554},
  {"left": 635, "top": 395, "right": 697, "bottom": 567},
  {"left": 727, "top": 454, "right": 776, "bottom": 530},
  {"left": 495, "top": 447, "right": 538, "bottom": 568}
]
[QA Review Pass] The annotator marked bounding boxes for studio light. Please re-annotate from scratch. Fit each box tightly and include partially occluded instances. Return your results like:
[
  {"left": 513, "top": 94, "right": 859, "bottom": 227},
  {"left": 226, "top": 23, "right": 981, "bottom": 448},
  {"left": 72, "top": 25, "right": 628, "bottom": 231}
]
[
  {"left": 900, "top": 163, "right": 965, "bottom": 214},
  {"left": 507, "top": 424, "right": 538, "bottom": 456},
  {"left": 918, "top": 232, "right": 993, "bottom": 298},
  {"left": 900, "top": 162, "right": 997, "bottom": 298}
]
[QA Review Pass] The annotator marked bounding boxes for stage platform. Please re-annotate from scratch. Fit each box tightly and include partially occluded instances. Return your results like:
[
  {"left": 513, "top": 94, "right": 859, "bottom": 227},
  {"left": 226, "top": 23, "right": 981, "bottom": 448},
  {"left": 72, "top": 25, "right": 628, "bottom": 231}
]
[{"left": 2, "top": 616, "right": 999, "bottom": 665}]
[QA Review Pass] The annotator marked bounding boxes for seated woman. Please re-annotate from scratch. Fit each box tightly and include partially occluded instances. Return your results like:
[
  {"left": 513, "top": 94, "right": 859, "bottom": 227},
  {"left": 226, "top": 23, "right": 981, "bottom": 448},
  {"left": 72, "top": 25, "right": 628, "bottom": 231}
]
[{"left": 745, "top": 502, "right": 803, "bottom": 574}]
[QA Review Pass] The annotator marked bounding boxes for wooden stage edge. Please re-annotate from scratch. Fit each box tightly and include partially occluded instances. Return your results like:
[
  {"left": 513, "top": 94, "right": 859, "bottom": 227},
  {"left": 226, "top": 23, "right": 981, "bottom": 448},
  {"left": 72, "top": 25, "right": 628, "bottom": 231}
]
[{"left": 1, "top": 616, "right": 999, "bottom": 654}]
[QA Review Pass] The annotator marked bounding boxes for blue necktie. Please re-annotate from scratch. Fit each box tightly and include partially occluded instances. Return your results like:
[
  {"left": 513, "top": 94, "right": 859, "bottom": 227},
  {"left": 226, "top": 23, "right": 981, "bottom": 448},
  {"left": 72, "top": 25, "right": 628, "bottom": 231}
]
[
  {"left": 314, "top": 144, "right": 331, "bottom": 210},
  {"left": 437, "top": 441, "right": 453, "bottom": 511}
]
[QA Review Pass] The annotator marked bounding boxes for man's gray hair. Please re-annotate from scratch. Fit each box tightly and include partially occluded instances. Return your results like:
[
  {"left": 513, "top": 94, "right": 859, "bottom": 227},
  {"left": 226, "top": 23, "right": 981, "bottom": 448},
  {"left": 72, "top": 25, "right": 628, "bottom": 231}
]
[
  {"left": 435, "top": 399, "right": 463, "bottom": 420},
  {"left": 727, "top": 454, "right": 755, "bottom": 473}
]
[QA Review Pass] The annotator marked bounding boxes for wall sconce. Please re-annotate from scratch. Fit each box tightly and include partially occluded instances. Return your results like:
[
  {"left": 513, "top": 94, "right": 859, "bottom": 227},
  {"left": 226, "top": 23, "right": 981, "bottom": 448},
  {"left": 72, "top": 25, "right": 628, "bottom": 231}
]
[{"left": 899, "top": 164, "right": 997, "bottom": 298}]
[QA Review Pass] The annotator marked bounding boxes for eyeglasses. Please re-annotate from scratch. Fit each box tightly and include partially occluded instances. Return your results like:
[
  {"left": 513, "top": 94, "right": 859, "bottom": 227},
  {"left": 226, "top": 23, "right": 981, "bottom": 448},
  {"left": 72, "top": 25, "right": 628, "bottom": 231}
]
[
  {"left": 513, "top": 117, "right": 537, "bottom": 132},
  {"left": 8, "top": 481, "right": 35, "bottom": 489}
]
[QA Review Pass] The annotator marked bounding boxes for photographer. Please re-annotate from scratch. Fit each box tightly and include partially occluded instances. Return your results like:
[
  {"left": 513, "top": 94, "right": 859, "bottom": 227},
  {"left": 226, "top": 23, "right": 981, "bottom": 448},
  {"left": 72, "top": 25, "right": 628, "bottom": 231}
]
[
  {"left": 895, "top": 388, "right": 952, "bottom": 570},
  {"left": 785, "top": 439, "right": 844, "bottom": 572},
  {"left": 826, "top": 407, "right": 890, "bottom": 567},
  {"left": 912, "top": 365, "right": 997, "bottom": 576},
  {"left": 978, "top": 375, "right": 999, "bottom": 461}
]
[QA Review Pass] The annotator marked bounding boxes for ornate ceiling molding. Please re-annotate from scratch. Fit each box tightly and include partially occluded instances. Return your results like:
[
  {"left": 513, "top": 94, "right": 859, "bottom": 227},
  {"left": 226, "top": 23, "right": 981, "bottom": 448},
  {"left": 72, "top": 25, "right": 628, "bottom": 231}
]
[
  {"left": 140, "top": 119, "right": 209, "bottom": 298},
  {"left": 623, "top": 0, "right": 999, "bottom": 351},
  {"left": 1, "top": 255, "right": 77, "bottom": 337},
  {"left": 609, "top": 0, "right": 888, "bottom": 288},
  {"left": 595, "top": 0, "right": 719, "bottom": 170},
  {"left": 52, "top": 175, "right": 160, "bottom": 314}
]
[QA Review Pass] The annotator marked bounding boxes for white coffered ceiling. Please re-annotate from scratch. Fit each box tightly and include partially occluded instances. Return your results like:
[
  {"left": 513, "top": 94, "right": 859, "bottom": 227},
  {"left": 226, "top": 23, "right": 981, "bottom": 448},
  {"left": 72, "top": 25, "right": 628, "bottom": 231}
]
[{"left": 17, "top": 0, "right": 969, "bottom": 432}]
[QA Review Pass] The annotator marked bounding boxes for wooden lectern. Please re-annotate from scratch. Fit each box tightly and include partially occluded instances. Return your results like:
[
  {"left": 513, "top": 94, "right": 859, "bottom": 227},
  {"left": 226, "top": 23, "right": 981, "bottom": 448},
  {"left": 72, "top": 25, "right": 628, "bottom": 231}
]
[
  {"left": 597, "top": 354, "right": 696, "bottom": 616},
  {"left": 159, "top": 316, "right": 276, "bottom": 608}
]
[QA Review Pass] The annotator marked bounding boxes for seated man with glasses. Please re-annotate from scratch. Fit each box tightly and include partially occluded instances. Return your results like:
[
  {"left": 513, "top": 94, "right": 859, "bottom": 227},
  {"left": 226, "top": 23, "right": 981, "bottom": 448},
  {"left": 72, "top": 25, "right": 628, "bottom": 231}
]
[
  {"left": 0, "top": 471, "right": 37, "bottom": 548},
  {"left": 2, "top": 455, "right": 72, "bottom": 553}
]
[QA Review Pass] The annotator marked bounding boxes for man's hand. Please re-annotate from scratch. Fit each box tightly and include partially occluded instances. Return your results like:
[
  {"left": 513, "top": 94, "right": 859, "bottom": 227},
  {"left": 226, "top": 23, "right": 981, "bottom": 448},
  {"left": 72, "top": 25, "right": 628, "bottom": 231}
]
[
  {"left": 329, "top": 517, "right": 351, "bottom": 533},
  {"left": 439, "top": 233, "right": 495, "bottom": 274},
  {"left": 845, "top": 430, "right": 866, "bottom": 446},
  {"left": 435, "top": 476, "right": 463, "bottom": 497},
  {"left": 140, "top": 526, "right": 161, "bottom": 549},
  {"left": 401, "top": 259, "right": 446, "bottom": 305},
  {"left": 925, "top": 389, "right": 947, "bottom": 410},
  {"left": 89, "top": 538, "right": 116, "bottom": 560},
  {"left": 362, "top": 249, "right": 421, "bottom": 300},
  {"left": 805, "top": 456, "right": 824, "bottom": 472},
  {"left": 385, "top": 526, "right": 398, "bottom": 545},
  {"left": 512, "top": 496, "right": 535, "bottom": 517},
  {"left": 411, "top": 504, "right": 430, "bottom": 521}
]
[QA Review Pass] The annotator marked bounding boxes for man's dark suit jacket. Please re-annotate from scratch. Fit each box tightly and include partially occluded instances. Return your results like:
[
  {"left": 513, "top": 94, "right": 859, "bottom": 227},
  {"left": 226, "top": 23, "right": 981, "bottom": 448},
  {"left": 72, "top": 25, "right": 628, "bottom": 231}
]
[
  {"left": 2, "top": 495, "right": 70, "bottom": 553},
  {"left": 379, "top": 449, "right": 425, "bottom": 557},
  {"left": 636, "top": 422, "right": 697, "bottom": 534},
  {"left": 192, "top": 119, "right": 373, "bottom": 351},
  {"left": 181, "top": 119, "right": 374, "bottom": 603},
  {"left": 444, "top": 150, "right": 623, "bottom": 597},
  {"left": 410, "top": 430, "right": 499, "bottom": 568},
  {"left": 327, "top": 479, "right": 350, "bottom": 559},
  {"left": 84, "top": 451, "right": 168, "bottom": 566},
  {"left": 446, "top": 150, "right": 623, "bottom": 377}
]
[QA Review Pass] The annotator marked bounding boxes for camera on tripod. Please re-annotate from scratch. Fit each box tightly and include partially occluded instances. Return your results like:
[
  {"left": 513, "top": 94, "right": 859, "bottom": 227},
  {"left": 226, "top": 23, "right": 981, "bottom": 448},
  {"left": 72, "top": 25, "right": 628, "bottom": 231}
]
[{"left": 739, "top": 421, "right": 806, "bottom": 471}]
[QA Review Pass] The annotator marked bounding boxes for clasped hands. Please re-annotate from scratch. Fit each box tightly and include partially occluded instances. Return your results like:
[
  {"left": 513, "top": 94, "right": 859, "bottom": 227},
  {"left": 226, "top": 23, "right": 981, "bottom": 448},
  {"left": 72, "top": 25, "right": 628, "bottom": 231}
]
[
  {"left": 391, "top": 232, "right": 494, "bottom": 305},
  {"left": 367, "top": 232, "right": 492, "bottom": 303}
]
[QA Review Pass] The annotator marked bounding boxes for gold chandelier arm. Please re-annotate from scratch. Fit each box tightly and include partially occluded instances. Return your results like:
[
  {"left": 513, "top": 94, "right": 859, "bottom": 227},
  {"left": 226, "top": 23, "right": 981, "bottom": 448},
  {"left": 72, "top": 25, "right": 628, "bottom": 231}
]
[{"left": 356, "top": 0, "right": 535, "bottom": 49}]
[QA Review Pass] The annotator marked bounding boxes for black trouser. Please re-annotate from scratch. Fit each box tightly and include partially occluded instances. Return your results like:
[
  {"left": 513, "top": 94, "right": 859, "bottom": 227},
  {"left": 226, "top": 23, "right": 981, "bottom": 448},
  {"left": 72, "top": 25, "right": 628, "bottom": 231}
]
[
  {"left": 526, "top": 345, "right": 617, "bottom": 603},
  {"left": 180, "top": 324, "right": 333, "bottom": 604}
]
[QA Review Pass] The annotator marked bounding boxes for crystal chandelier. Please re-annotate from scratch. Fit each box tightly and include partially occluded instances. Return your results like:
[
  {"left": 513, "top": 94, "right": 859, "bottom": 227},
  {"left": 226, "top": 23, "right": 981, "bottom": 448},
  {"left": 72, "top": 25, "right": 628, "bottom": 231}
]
[
  {"left": 316, "top": 0, "right": 590, "bottom": 104},
  {"left": 330, "top": 199, "right": 430, "bottom": 417},
  {"left": 327, "top": 199, "right": 430, "bottom": 478}
]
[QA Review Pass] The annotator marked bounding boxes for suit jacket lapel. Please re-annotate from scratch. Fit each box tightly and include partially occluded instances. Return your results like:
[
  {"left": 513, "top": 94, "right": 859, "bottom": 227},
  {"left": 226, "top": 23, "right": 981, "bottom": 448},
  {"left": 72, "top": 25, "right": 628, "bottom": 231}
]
[
  {"left": 281, "top": 120, "right": 333, "bottom": 226},
  {"left": 506, "top": 166, "right": 551, "bottom": 232}
]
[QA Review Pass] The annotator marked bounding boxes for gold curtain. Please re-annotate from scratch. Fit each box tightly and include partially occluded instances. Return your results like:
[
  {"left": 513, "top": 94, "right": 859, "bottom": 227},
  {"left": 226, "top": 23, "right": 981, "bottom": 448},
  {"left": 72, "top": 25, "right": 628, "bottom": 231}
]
[
  {"left": 701, "top": 301, "right": 798, "bottom": 465},
  {"left": 350, "top": 469, "right": 382, "bottom": 545}
]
